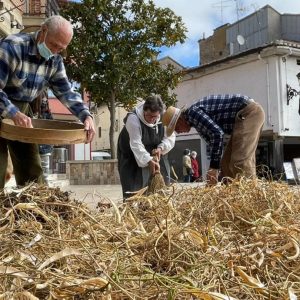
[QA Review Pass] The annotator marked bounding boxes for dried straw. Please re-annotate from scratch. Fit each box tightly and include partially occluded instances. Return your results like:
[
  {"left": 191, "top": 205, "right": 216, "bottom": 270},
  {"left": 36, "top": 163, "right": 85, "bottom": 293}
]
[
  {"left": 0, "top": 178, "right": 299, "bottom": 299},
  {"left": 147, "top": 152, "right": 165, "bottom": 195},
  {"left": 147, "top": 171, "right": 165, "bottom": 195}
]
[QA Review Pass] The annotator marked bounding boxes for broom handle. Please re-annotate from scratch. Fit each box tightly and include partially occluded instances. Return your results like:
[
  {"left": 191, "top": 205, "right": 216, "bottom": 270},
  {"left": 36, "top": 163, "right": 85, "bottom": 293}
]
[
  {"left": 152, "top": 149, "right": 160, "bottom": 162},
  {"left": 152, "top": 149, "right": 161, "bottom": 173},
  {"left": 171, "top": 165, "right": 178, "bottom": 180}
]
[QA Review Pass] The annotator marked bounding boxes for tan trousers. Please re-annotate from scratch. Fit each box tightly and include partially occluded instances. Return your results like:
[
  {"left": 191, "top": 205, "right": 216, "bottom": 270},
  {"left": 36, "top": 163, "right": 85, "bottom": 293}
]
[{"left": 220, "top": 102, "right": 265, "bottom": 179}]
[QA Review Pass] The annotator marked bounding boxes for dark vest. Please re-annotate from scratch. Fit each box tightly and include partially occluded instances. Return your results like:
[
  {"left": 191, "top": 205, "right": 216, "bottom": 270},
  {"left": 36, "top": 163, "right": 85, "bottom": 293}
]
[{"left": 117, "top": 110, "right": 170, "bottom": 198}]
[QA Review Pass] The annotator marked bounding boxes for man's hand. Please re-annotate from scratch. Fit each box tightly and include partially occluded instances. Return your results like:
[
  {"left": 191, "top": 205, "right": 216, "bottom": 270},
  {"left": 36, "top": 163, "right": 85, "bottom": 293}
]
[
  {"left": 148, "top": 159, "right": 160, "bottom": 175},
  {"left": 12, "top": 112, "right": 33, "bottom": 128},
  {"left": 84, "top": 116, "right": 95, "bottom": 143},
  {"left": 206, "top": 168, "right": 219, "bottom": 186}
]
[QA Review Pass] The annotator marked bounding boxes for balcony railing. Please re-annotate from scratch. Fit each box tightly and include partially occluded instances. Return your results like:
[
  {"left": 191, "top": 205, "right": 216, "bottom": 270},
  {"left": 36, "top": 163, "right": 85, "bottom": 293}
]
[
  {"left": 0, "top": 0, "right": 67, "bottom": 33},
  {"left": 23, "top": 0, "right": 60, "bottom": 17}
]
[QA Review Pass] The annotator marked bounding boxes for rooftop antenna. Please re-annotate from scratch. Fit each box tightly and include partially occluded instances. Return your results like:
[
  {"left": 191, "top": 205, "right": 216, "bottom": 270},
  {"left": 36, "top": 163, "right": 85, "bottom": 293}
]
[
  {"left": 212, "top": 0, "right": 232, "bottom": 24},
  {"left": 251, "top": 3, "right": 259, "bottom": 12},
  {"left": 234, "top": 0, "right": 248, "bottom": 21},
  {"left": 251, "top": 3, "right": 263, "bottom": 44}
]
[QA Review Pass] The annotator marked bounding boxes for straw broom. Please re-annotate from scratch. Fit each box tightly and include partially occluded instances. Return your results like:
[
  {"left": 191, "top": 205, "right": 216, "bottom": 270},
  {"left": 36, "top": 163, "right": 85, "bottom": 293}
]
[{"left": 147, "top": 150, "right": 165, "bottom": 195}]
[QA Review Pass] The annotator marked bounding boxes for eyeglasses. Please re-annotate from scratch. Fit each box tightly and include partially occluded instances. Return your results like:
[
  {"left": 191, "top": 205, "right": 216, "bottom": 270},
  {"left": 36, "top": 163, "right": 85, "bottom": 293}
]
[{"left": 44, "top": 29, "right": 68, "bottom": 53}]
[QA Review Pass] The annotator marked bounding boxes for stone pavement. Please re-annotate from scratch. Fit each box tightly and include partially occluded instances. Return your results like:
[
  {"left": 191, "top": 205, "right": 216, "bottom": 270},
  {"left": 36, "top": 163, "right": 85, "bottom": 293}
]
[
  {"left": 61, "top": 184, "right": 123, "bottom": 209},
  {"left": 5, "top": 174, "right": 123, "bottom": 209},
  {"left": 60, "top": 182, "right": 205, "bottom": 209},
  {"left": 5, "top": 174, "right": 205, "bottom": 209}
]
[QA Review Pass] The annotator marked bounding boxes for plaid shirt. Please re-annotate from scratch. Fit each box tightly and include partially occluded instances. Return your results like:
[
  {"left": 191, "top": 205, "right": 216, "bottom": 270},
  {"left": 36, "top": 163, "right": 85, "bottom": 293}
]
[
  {"left": 184, "top": 94, "right": 252, "bottom": 169},
  {"left": 0, "top": 32, "right": 91, "bottom": 122}
]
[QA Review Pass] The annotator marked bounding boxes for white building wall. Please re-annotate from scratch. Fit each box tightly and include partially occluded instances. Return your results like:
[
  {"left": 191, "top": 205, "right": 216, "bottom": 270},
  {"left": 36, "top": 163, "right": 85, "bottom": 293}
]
[
  {"left": 74, "top": 143, "right": 91, "bottom": 160},
  {"left": 91, "top": 106, "right": 128, "bottom": 152},
  {"left": 0, "top": 0, "right": 23, "bottom": 36},
  {"left": 280, "top": 56, "right": 300, "bottom": 137},
  {"left": 176, "top": 60, "right": 271, "bottom": 127},
  {"left": 174, "top": 52, "right": 300, "bottom": 137}
]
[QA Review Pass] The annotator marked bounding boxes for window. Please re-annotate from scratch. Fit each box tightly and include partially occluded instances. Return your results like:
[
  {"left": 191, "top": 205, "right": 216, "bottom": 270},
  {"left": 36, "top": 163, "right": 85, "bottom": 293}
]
[
  {"left": 98, "top": 127, "right": 101, "bottom": 138},
  {"left": 29, "top": 0, "right": 41, "bottom": 14}
]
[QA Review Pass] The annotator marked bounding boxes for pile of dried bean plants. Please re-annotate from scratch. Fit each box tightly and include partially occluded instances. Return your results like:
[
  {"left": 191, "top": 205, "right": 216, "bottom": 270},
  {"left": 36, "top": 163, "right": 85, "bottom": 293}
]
[{"left": 0, "top": 178, "right": 300, "bottom": 299}]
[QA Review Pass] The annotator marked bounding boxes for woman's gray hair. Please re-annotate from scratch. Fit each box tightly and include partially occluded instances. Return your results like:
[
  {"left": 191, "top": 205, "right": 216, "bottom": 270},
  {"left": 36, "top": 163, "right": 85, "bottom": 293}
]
[
  {"left": 42, "top": 15, "right": 73, "bottom": 37},
  {"left": 143, "top": 94, "right": 164, "bottom": 113}
]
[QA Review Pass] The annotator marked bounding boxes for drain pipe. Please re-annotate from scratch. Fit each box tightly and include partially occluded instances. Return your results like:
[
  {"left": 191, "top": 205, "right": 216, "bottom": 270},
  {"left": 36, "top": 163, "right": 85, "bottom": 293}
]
[{"left": 257, "top": 53, "right": 272, "bottom": 127}]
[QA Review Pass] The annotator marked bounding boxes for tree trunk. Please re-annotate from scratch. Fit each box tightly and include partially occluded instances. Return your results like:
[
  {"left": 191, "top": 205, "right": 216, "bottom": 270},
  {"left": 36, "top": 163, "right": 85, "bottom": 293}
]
[{"left": 108, "top": 91, "right": 117, "bottom": 159}]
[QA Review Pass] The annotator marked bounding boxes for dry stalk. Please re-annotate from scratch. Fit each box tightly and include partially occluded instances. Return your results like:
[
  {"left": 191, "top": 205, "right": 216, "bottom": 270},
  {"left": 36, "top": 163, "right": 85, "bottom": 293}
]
[{"left": 0, "top": 178, "right": 299, "bottom": 299}]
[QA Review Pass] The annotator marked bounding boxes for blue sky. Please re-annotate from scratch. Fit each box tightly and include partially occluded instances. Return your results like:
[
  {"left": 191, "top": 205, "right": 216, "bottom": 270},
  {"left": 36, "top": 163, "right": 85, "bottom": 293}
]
[{"left": 153, "top": 0, "right": 300, "bottom": 68}]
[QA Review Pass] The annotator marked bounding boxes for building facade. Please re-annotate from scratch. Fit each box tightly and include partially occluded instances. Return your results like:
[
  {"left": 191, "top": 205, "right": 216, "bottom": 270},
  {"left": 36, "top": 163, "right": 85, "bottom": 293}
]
[
  {"left": 0, "top": 0, "right": 63, "bottom": 36},
  {"left": 171, "top": 5, "right": 300, "bottom": 181},
  {"left": 0, "top": 0, "right": 90, "bottom": 175}
]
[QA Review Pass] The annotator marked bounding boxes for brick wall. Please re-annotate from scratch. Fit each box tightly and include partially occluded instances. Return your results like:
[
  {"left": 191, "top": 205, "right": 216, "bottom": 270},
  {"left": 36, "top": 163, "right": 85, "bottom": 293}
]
[
  {"left": 66, "top": 160, "right": 120, "bottom": 185},
  {"left": 199, "top": 24, "right": 229, "bottom": 65}
]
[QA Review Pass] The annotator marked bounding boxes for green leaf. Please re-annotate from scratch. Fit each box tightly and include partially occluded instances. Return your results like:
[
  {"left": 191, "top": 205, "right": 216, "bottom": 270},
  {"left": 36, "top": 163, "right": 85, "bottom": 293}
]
[{"left": 61, "top": 0, "right": 186, "bottom": 157}]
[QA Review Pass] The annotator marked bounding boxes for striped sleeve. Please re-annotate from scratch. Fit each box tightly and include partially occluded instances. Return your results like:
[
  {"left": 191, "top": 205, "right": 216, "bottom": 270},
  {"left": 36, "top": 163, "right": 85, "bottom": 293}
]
[
  {"left": 187, "top": 108, "right": 224, "bottom": 169},
  {"left": 0, "top": 41, "right": 19, "bottom": 117},
  {"left": 49, "top": 59, "right": 91, "bottom": 123}
]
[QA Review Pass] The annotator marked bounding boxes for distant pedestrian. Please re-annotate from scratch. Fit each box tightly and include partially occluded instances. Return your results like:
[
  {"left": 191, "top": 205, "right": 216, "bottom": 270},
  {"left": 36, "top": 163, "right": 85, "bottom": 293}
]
[
  {"left": 162, "top": 94, "right": 265, "bottom": 185},
  {"left": 191, "top": 151, "right": 200, "bottom": 181},
  {"left": 182, "top": 149, "right": 192, "bottom": 182}
]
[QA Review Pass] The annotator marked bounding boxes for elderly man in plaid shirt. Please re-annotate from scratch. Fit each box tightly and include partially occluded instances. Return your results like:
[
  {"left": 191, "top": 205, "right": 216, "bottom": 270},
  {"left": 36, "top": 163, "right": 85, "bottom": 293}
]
[
  {"left": 162, "top": 94, "right": 265, "bottom": 185},
  {"left": 0, "top": 15, "right": 95, "bottom": 188}
]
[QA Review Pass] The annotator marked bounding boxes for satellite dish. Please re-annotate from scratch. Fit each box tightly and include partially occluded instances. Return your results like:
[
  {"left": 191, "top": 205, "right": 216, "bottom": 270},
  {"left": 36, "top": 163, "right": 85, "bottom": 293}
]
[{"left": 237, "top": 35, "right": 245, "bottom": 46}]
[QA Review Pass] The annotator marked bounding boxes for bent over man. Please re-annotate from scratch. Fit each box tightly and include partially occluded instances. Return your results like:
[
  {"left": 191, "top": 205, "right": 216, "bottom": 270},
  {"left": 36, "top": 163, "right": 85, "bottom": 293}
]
[
  {"left": 162, "top": 94, "right": 265, "bottom": 185},
  {"left": 0, "top": 15, "right": 95, "bottom": 188}
]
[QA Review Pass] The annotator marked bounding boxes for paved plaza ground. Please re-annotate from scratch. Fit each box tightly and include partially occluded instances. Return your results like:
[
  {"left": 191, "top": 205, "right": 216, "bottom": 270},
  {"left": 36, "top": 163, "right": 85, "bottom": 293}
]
[{"left": 5, "top": 174, "right": 204, "bottom": 209}]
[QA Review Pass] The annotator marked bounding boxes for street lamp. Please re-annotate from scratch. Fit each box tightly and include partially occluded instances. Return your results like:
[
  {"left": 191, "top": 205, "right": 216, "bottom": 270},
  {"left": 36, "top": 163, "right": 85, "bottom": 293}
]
[
  {"left": 286, "top": 72, "right": 300, "bottom": 115},
  {"left": 0, "top": 0, "right": 27, "bottom": 22},
  {"left": 11, "top": 20, "right": 23, "bottom": 29},
  {"left": 297, "top": 72, "right": 300, "bottom": 85}
]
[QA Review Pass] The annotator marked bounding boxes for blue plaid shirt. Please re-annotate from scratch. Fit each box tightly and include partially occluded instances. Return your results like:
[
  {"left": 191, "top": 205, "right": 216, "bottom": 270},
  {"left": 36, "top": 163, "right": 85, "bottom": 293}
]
[
  {"left": 0, "top": 32, "right": 91, "bottom": 122},
  {"left": 184, "top": 94, "right": 252, "bottom": 169}
]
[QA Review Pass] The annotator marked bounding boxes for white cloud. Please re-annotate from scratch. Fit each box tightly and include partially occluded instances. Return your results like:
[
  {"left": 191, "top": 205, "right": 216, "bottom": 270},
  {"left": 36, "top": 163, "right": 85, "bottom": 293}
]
[{"left": 153, "top": 0, "right": 300, "bottom": 67}]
